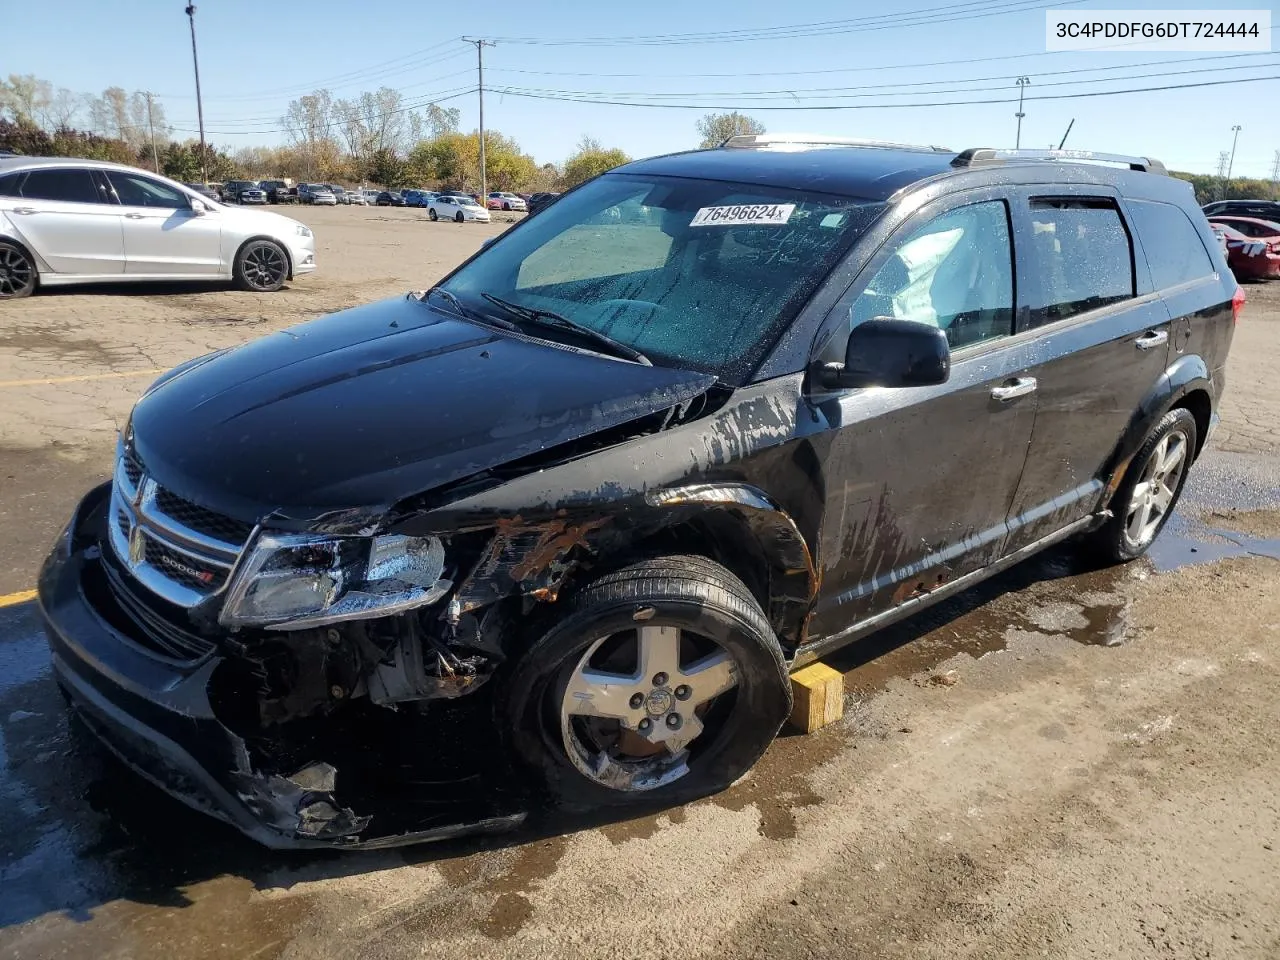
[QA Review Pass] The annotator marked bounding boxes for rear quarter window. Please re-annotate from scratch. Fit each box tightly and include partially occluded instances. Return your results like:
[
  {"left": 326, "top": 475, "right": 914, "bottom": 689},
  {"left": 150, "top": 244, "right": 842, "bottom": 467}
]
[{"left": 1127, "top": 200, "right": 1217, "bottom": 290}]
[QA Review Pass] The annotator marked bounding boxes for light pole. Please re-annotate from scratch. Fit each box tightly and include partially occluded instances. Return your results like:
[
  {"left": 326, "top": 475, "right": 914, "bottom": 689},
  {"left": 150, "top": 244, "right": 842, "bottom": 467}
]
[
  {"left": 184, "top": 4, "right": 209, "bottom": 185},
  {"left": 1224, "top": 124, "right": 1242, "bottom": 200},
  {"left": 1014, "top": 77, "right": 1030, "bottom": 149}
]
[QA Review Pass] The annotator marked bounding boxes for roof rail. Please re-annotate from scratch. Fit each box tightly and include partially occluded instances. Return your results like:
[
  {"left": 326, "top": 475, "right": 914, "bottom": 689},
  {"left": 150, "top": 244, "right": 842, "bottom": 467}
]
[
  {"left": 722, "top": 133, "right": 951, "bottom": 153},
  {"left": 951, "top": 147, "right": 1167, "bottom": 175}
]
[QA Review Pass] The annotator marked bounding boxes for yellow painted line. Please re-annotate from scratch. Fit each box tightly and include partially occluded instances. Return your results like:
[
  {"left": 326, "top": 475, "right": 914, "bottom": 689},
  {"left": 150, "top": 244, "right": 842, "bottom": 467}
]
[
  {"left": 0, "top": 368, "right": 164, "bottom": 389},
  {"left": 0, "top": 589, "right": 37, "bottom": 608}
]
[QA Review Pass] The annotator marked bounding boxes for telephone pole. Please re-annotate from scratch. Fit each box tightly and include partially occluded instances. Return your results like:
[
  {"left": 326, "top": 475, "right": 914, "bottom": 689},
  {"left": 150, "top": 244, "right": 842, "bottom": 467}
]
[
  {"left": 461, "top": 38, "right": 495, "bottom": 203},
  {"left": 1014, "top": 77, "right": 1030, "bottom": 148},
  {"left": 144, "top": 93, "right": 160, "bottom": 173},
  {"left": 184, "top": 4, "right": 209, "bottom": 184}
]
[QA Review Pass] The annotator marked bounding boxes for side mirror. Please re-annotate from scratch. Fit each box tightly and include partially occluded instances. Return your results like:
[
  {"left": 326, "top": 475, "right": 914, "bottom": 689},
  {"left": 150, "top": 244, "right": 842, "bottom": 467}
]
[
  {"left": 190, "top": 198, "right": 208, "bottom": 216},
  {"left": 821, "top": 318, "right": 950, "bottom": 390}
]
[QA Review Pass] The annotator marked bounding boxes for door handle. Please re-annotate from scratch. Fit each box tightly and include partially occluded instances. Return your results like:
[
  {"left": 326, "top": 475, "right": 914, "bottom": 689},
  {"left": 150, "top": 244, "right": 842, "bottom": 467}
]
[
  {"left": 11, "top": 207, "right": 36, "bottom": 215},
  {"left": 124, "top": 212, "right": 146, "bottom": 219},
  {"left": 990, "top": 377, "right": 1038, "bottom": 401},
  {"left": 1134, "top": 330, "right": 1168, "bottom": 350}
]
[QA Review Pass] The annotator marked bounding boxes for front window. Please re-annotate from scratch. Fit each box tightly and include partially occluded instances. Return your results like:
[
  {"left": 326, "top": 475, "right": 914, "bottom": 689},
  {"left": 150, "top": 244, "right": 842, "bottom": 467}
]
[
  {"left": 107, "top": 171, "right": 188, "bottom": 209},
  {"left": 442, "top": 173, "right": 881, "bottom": 379}
]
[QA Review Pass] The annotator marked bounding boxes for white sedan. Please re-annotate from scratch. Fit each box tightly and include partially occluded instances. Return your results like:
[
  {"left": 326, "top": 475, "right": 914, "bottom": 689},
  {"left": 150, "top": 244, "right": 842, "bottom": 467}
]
[
  {"left": 0, "top": 157, "right": 316, "bottom": 297},
  {"left": 427, "top": 194, "right": 491, "bottom": 223}
]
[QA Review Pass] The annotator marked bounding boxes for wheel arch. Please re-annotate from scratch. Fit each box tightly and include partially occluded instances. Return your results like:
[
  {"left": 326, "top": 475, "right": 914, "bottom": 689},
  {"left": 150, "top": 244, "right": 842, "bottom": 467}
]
[
  {"left": 0, "top": 232, "right": 44, "bottom": 285},
  {"left": 232, "top": 234, "right": 294, "bottom": 280}
]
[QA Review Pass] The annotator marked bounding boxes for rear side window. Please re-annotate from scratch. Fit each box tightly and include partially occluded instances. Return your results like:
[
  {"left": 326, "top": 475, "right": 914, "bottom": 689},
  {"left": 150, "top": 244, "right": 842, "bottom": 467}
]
[
  {"left": 1127, "top": 200, "right": 1217, "bottom": 289},
  {"left": 1026, "top": 198, "right": 1134, "bottom": 327},
  {"left": 0, "top": 172, "right": 19, "bottom": 196},
  {"left": 18, "top": 168, "right": 104, "bottom": 204}
]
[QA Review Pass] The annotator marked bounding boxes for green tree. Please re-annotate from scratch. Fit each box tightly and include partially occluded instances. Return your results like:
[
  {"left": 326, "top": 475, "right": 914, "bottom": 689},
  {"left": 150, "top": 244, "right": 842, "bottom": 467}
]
[
  {"left": 695, "top": 111, "right": 765, "bottom": 148},
  {"left": 561, "top": 136, "right": 630, "bottom": 188}
]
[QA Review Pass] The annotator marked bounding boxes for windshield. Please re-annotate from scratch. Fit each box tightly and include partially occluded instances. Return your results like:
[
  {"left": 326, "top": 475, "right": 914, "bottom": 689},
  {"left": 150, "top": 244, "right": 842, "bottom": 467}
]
[
  {"left": 459, "top": 197, "right": 480, "bottom": 206},
  {"left": 441, "top": 173, "right": 882, "bottom": 379}
]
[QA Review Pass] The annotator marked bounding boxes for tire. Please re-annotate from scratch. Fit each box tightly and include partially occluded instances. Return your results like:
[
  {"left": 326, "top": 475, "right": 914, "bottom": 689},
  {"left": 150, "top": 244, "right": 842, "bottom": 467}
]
[
  {"left": 503, "top": 202, "right": 511, "bottom": 211},
  {"left": 233, "top": 239, "right": 289, "bottom": 293},
  {"left": 1090, "top": 407, "right": 1198, "bottom": 563},
  {"left": 0, "top": 241, "right": 37, "bottom": 299},
  {"left": 501, "top": 555, "right": 791, "bottom": 811},
  {"left": 429, "top": 208, "right": 438, "bottom": 221},
  {"left": 455, "top": 211, "right": 464, "bottom": 223}
]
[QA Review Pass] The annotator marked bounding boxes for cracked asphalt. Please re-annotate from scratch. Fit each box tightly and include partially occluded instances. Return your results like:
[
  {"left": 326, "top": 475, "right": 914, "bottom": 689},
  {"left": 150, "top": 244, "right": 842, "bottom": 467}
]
[{"left": 0, "top": 206, "right": 1278, "bottom": 960}]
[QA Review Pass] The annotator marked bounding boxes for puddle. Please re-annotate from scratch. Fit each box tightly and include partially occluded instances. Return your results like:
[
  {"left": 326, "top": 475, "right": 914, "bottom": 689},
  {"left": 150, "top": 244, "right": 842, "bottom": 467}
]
[{"left": 1147, "top": 513, "right": 1280, "bottom": 573}]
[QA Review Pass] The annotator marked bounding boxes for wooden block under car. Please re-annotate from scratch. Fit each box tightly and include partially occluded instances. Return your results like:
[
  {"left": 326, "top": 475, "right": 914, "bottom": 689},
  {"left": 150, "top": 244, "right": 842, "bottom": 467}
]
[{"left": 788, "top": 662, "right": 845, "bottom": 733}]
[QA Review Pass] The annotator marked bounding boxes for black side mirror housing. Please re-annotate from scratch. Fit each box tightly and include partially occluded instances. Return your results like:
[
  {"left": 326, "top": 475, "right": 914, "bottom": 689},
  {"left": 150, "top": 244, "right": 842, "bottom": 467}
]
[{"left": 821, "top": 318, "right": 951, "bottom": 389}]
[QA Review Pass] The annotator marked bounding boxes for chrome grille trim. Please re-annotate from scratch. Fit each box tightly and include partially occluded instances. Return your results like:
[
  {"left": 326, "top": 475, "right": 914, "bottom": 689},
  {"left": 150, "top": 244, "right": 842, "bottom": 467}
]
[{"left": 108, "top": 451, "right": 255, "bottom": 610}]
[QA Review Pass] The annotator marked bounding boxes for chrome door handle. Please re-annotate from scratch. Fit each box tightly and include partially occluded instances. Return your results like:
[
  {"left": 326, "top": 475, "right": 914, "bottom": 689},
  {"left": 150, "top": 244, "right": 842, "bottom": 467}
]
[
  {"left": 991, "top": 377, "right": 1038, "bottom": 401},
  {"left": 1135, "top": 330, "right": 1168, "bottom": 350},
  {"left": 124, "top": 212, "right": 146, "bottom": 219},
  {"left": 11, "top": 206, "right": 36, "bottom": 215}
]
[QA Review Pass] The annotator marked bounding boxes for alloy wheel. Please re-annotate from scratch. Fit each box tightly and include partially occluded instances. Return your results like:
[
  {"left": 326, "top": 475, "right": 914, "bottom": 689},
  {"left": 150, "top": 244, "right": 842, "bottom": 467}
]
[
  {"left": 559, "top": 623, "right": 739, "bottom": 791},
  {"left": 239, "top": 241, "right": 287, "bottom": 292},
  {"left": 1125, "top": 429, "right": 1189, "bottom": 546},
  {"left": 0, "top": 245, "right": 35, "bottom": 298}
]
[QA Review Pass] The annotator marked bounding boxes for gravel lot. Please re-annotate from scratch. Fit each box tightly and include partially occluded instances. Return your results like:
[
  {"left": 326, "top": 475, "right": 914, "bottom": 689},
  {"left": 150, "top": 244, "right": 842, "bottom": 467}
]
[{"left": 1, "top": 204, "right": 1278, "bottom": 960}]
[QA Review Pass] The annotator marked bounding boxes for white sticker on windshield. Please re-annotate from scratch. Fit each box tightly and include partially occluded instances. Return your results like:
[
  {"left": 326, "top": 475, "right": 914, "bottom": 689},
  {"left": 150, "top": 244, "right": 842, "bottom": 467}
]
[{"left": 689, "top": 203, "right": 795, "bottom": 227}]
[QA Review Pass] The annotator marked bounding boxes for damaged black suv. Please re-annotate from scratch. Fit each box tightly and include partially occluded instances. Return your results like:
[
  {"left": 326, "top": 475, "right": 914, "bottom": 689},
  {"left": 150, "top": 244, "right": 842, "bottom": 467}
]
[{"left": 40, "top": 135, "right": 1238, "bottom": 849}]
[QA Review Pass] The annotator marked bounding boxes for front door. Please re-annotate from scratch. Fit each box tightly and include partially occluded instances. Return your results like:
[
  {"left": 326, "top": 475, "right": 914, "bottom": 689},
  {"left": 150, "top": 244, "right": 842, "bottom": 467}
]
[
  {"left": 807, "top": 195, "right": 1038, "bottom": 639},
  {"left": 0, "top": 166, "right": 123, "bottom": 277},
  {"left": 1003, "top": 191, "right": 1175, "bottom": 550},
  {"left": 103, "top": 171, "right": 222, "bottom": 276}
]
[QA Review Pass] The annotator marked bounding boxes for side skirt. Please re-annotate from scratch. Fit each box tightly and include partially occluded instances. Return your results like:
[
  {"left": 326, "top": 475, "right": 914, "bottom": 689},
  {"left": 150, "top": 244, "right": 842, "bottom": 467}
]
[{"left": 791, "top": 514, "right": 1100, "bottom": 670}]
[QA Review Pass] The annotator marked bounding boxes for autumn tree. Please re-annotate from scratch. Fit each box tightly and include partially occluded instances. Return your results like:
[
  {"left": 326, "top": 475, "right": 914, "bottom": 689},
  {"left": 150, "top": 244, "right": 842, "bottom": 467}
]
[
  {"left": 696, "top": 111, "right": 765, "bottom": 148},
  {"left": 282, "top": 89, "right": 337, "bottom": 179},
  {"left": 561, "top": 135, "right": 630, "bottom": 188}
]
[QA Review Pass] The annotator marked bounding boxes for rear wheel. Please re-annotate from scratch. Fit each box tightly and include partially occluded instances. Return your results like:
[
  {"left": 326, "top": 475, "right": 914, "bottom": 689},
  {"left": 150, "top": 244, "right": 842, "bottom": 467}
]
[
  {"left": 233, "top": 239, "right": 288, "bottom": 293},
  {"left": 502, "top": 555, "right": 791, "bottom": 809},
  {"left": 1090, "top": 408, "right": 1197, "bottom": 563},
  {"left": 455, "top": 211, "right": 465, "bottom": 223},
  {"left": 0, "top": 241, "right": 36, "bottom": 299}
]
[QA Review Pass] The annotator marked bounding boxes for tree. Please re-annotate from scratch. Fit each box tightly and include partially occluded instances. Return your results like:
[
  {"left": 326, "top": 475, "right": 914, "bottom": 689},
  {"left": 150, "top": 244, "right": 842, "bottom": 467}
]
[
  {"left": 0, "top": 74, "right": 50, "bottom": 125},
  {"left": 561, "top": 135, "right": 630, "bottom": 188},
  {"left": 161, "top": 141, "right": 239, "bottom": 182},
  {"left": 405, "top": 129, "right": 536, "bottom": 190},
  {"left": 696, "top": 111, "right": 765, "bottom": 148},
  {"left": 282, "top": 89, "right": 338, "bottom": 178}
]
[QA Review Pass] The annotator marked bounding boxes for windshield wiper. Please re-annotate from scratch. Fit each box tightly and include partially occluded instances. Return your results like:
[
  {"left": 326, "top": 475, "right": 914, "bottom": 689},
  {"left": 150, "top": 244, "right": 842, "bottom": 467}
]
[
  {"left": 424, "top": 286, "right": 518, "bottom": 331},
  {"left": 480, "top": 293, "right": 651, "bottom": 365}
]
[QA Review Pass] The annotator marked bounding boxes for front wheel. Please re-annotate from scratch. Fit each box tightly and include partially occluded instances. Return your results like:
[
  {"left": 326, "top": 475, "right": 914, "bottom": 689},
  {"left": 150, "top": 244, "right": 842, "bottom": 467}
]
[
  {"left": 233, "top": 239, "right": 288, "bottom": 292},
  {"left": 0, "top": 241, "right": 37, "bottom": 299},
  {"left": 455, "top": 211, "right": 464, "bottom": 223},
  {"left": 502, "top": 555, "right": 791, "bottom": 810},
  {"left": 1090, "top": 407, "right": 1198, "bottom": 563},
  {"left": 428, "top": 208, "right": 438, "bottom": 221}
]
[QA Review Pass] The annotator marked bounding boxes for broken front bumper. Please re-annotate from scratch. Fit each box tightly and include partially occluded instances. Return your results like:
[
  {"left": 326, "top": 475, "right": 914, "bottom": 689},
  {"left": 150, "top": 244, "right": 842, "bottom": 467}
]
[{"left": 37, "top": 484, "right": 523, "bottom": 850}]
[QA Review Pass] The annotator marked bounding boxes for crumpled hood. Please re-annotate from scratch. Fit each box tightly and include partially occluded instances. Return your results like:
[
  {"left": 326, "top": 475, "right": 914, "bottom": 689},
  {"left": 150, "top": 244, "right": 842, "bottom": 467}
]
[{"left": 130, "top": 296, "right": 716, "bottom": 523}]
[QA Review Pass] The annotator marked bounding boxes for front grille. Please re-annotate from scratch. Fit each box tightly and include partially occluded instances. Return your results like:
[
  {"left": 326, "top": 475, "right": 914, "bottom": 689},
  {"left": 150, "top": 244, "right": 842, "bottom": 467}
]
[
  {"left": 154, "top": 488, "right": 254, "bottom": 544},
  {"left": 122, "top": 447, "right": 144, "bottom": 486},
  {"left": 142, "top": 539, "right": 229, "bottom": 591},
  {"left": 98, "top": 552, "right": 218, "bottom": 662}
]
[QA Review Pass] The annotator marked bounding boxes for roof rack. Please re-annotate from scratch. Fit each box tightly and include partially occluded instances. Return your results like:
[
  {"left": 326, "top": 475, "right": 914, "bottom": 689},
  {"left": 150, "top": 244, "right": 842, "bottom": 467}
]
[
  {"left": 951, "top": 148, "right": 1167, "bottom": 175},
  {"left": 722, "top": 133, "right": 952, "bottom": 153}
]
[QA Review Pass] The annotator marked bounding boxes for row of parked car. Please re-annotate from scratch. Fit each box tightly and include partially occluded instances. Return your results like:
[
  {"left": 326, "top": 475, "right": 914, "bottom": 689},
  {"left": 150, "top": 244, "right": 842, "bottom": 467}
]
[{"left": 1202, "top": 199, "right": 1280, "bottom": 281}]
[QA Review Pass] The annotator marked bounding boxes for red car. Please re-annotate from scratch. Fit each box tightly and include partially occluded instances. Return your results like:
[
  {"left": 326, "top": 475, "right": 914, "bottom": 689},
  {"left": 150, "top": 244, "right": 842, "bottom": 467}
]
[{"left": 1210, "top": 221, "right": 1280, "bottom": 281}]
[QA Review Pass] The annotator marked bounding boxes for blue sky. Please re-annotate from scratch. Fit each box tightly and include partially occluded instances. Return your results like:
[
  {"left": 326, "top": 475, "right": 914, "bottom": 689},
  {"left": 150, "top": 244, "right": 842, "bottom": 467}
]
[{"left": 5, "top": 0, "right": 1279, "bottom": 176}]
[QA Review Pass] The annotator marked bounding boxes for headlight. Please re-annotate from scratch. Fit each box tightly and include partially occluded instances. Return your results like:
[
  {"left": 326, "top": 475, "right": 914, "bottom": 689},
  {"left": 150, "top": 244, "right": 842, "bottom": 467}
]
[
  {"left": 294, "top": 224, "right": 312, "bottom": 238},
  {"left": 219, "top": 533, "right": 450, "bottom": 630}
]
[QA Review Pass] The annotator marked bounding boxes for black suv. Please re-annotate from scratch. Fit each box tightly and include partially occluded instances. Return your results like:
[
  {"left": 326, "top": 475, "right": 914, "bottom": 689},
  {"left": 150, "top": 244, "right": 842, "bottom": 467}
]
[
  {"left": 1201, "top": 198, "right": 1280, "bottom": 220},
  {"left": 39, "top": 137, "right": 1238, "bottom": 850},
  {"left": 258, "top": 179, "right": 294, "bottom": 204}
]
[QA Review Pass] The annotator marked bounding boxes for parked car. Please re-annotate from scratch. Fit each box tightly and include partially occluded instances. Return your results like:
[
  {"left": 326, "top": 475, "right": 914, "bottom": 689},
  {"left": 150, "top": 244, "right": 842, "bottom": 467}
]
[
  {"left": 258, "top": 180, "right": 294, "bottom": 204},
  {"left": 1213, "top": 222, "right": 1280, "bottom": 280},
  {"left": 238, "top": 184, "right": 268, "bottom": 205},
  {"left": 1202, "top": 199, "right": 1280, "bottom": 221},
  {"left": 183, "top": 182, "right": 220, "bottom": 203},
  {"left": 526, "top": 191, "right": 560, "bottom": 216},
  {"left": 376, "top": 190, "right": 406, "bottom": 206},
  {"left": 219, "top": 179, "right": 260, "bottom": 203},
  {"left": 298, "top": 183, "right": 337, "bottom": 205},
  {"left": 488, "top": 191, "right": 527, "bottom": 211},
  {"left": 36, "top": 138, "right": 1237, "bottom": 851},
  {"left": 1206, "top": 214, "right": 1280, "bottom": 242},
  {"left": 346, "top": 189, "right": 368, "bottom": 206},
  {"left": 427, "top": 193, "right": 491, "bottom": 222},
  {"left": 326, "top": 185, "right": 347, "bottom": 204},
  {"left": 0, "top": 157, "right": 315, "bottom": 298},
  {"left": 403, "top": 189, "right": 437, "bottom": 208},
  {"left": 360, "top": 189, "right": 380, "bottom": 205}
]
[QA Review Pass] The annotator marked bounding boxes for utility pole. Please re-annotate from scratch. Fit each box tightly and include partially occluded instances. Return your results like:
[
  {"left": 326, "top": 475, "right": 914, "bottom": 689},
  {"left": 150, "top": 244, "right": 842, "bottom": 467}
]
[
  {"left": 1014, "top": 77, "right": 1030, "bottom": 148},
  {"left": 1224, "top": 124, "right": 1242, "bottom": 201},
  {"left": 184, "top": 4, "right": 209, "bottom": 185},
  {"left": 144, "top": 92, "right": 160, "bottom": 173},
  {"left": 1270, "top": 149, "right": 1280, "bottom": 186},
  {"left": 1216, "top": 150, "right": 1231, "bottom": 201},
  {"left": 461, "top": 37, "right": 495, "bottom": 203}
]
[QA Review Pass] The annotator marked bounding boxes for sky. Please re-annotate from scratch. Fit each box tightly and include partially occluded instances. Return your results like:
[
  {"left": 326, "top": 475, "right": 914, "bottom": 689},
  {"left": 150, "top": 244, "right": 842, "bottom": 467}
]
[{"left": 4, "top": 0, "right": 1279, "bottom": 177}]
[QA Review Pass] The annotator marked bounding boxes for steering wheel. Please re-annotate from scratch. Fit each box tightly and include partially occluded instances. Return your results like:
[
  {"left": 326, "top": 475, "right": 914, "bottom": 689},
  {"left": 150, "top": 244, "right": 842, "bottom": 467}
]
[{"left": 596, "top": 298, "right": 669, "bottom": 315}]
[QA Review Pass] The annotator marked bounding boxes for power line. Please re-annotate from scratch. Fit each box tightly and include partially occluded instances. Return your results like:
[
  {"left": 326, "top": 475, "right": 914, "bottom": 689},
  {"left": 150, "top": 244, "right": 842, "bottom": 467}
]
[{"left": 491, "top": 73, "right": 1280, "bottom": 111}]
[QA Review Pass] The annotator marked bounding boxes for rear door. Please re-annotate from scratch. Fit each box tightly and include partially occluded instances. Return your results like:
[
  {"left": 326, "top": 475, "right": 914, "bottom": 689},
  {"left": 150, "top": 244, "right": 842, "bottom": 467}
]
[
  {"left": 104, "top": 170, "right": 223, "bottom": 277},
  {"left": 0, "top": 166, "right": 123, "bottom": 277},
  {"left": 1002, "top": 188, "right": 1173, "bottom": 550}
]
